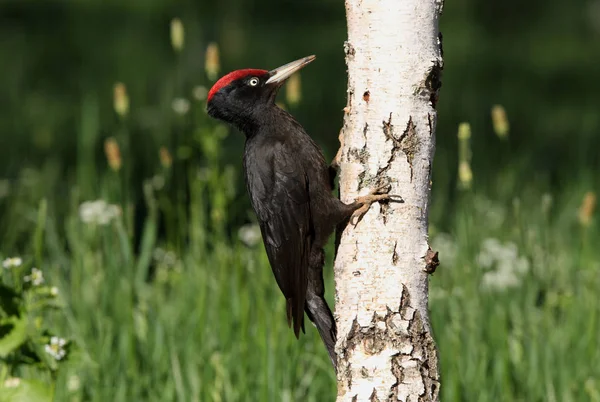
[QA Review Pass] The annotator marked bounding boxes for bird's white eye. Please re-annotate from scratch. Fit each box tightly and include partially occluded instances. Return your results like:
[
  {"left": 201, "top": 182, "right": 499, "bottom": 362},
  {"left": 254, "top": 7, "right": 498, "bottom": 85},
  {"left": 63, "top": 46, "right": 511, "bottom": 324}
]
[{"left": 248, "top": 77, "right": 260, "bottom": 86}]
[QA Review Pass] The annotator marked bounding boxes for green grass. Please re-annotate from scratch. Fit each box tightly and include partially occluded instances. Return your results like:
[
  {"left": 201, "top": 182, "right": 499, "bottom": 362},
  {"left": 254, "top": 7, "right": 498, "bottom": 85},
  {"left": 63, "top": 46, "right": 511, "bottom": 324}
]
[
  {"left": 430, "top": 191, "right": 600, "bottom": 402},
  {"left": 1, "top": 90, "right": 599, "bottom": 402},
  {"left": 2, "top": 139, "right": 598, "bottom": 401},
  {"left": 2, "top": 4, "right": 600, "bottom": 400}
]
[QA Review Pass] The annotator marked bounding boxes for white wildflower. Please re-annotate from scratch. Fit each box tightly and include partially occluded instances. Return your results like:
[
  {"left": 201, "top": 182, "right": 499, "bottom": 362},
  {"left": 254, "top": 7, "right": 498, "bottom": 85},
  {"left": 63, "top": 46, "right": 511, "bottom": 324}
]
[
  {"left": 50, "top": 286, "right": 59, "bottom": 296},
  {"left": 481, "top": 269, "right": 521, "bottom": 290},
  {"left": 79, "top": 200, "right": 106, "bottom": 223},
  {"left": 44, "top": 336, "right": 67, "bottom": 360},
  {"left": 2, "top": 256, "right": 23, "bottom": 269},
  {"left": 172, "top": 98, "right": 190, "bottom": 115},
  {"left": 100, "top": 204, "right": 121, "bottom": 225},
  {"left": 3, "top": 377, "right": 21, "bottom": 388},
  {"left": 24, "top": 267, "right": 44, "bottom": 286},
  {"left": 476, "top": 238, "right": 503, "bottom": 268},
  {"left": 478, "top": 238, "right": 530, "bottom": 292},
  {"left": 238, "top": 224, "right": 261, "bottom": 247},
  {"left": 79, "top": 200, "right": 121, "bottom": 225},
  {"left": 163, "top": 251, "right": 177, "bottom": 266}
]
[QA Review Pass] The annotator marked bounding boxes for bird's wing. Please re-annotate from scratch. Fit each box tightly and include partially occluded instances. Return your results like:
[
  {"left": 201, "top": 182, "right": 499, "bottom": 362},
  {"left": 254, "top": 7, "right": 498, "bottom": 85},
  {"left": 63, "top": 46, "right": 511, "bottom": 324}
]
[{"left": 252, "top": 141, "right": 312, "bottom": 338}]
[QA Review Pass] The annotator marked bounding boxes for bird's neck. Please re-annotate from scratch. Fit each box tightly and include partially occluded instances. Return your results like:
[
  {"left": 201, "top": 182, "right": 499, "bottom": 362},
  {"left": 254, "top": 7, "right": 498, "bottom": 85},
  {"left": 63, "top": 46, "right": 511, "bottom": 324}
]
[
  {"left": 238, "top": 105, "right": 290, "bottom": 140},
  {"left": 234, "top": 118, "right": 259, "bottom": 138}
]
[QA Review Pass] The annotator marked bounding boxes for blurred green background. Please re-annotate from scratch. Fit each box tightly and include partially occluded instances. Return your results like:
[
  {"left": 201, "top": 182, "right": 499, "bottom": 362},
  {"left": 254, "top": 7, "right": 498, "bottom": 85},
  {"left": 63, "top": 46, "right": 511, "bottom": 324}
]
[{"left": 0, "top": 0, "right": 599, "bottom": 401}]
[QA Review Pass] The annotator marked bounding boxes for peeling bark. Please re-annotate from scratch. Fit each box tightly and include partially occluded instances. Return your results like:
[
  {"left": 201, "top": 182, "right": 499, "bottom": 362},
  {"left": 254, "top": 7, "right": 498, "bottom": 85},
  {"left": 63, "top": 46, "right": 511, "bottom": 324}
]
[
  {"left": 424, "top": 249, "right": 440, "bottom": 274},
  {"left": 334, "top": 0, "right": 443, "bottom": 401}
]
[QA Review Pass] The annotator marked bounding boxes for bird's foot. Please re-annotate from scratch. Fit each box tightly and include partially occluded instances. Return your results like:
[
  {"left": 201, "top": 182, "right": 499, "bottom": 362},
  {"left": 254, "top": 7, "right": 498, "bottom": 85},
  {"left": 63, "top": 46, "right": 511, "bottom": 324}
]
[
  {"left": 330, "top": 129, "right": 344, "bottom": 171},
  {"left": 350, "top": 184, "right": 393, "bottom": 225}
]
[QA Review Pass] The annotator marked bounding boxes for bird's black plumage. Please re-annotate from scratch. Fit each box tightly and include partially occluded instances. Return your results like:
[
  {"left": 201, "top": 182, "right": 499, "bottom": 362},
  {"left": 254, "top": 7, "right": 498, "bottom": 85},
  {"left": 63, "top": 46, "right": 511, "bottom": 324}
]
[
  {"left": 206, "top": 56, "right": 389, "bottom": 371},
  {"left": 243, "top": 107, "right": 348, "bottom": 344}
]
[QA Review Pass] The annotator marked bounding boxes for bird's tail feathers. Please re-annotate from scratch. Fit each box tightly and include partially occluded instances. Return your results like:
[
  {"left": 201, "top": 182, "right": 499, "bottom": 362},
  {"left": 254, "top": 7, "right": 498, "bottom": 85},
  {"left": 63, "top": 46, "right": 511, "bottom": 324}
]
[
  {"left": 305, "top": 295, "right": 337, "bottom": 372},
  {"left": 287, "top": 298, "right": 305, "bottom": 337}
]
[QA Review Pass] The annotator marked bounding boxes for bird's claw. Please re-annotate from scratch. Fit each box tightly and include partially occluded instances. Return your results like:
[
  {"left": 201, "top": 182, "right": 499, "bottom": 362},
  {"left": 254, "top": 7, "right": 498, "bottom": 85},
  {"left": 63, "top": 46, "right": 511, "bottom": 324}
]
[
  {"left": 350, "top": 204, "right": 370, "bottom": 225},
  {"left": 372, "top": 183, "right": 391, "bottom": 195},
  {"left": 350, "top": 185, "right": 398, "bottom": 225}
]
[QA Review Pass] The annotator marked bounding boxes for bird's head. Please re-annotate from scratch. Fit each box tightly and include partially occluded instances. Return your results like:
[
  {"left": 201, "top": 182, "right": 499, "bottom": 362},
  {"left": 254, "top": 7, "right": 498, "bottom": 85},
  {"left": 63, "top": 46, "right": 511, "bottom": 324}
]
[{"left": 206, "top": 55, "right": 315, "bottom": 132}]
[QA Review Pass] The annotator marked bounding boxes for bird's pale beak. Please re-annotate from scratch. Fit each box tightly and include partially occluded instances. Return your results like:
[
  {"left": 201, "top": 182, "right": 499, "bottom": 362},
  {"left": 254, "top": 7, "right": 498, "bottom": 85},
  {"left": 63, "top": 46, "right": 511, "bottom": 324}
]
[{"left": 265, "top": 55, "right": 316, "bottom": 85}]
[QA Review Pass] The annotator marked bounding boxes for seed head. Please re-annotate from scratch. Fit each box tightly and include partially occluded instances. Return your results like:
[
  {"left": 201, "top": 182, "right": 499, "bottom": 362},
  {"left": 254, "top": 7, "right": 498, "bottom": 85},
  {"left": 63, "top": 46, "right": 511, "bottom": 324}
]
[
  {"left": 579, "top": 192, "right": 596, "bottom": 227},
  {"left": 113, "top": 82, "right": 129, "bottom": 117},
  {"left": 104, "top": 138, "right": 122, "bottom": 171},
  {"left": 491, "top": 105, "right": 510, "bottom": 139},
  {"left": 205, "top": 43, "right": 220, "bottom": 81},
  {"left": 170, "top": 18, "right": 185, "bottom": 52},
  {"left": 159, "top": 147, "right": 173, "bottom": 168}
]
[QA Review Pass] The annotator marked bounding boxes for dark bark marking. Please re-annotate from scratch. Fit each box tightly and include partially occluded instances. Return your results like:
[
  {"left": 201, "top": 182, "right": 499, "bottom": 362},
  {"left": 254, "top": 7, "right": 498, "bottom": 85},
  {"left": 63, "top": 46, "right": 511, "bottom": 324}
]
[
  {"left": 369, "top": 114, "right": 399, "bottom": 221},
  {"left": 409, "top": 309, "right": 440, "bottom": 402},
  {"left": 399, "top": 284, "right": 412, "bottom": 320},
  {"left": 427, "top": 113, "right": 434, "bottom": 136},
  {"left": 389, "top": 353, "right": 405, "bottom": 398},
  {"left": 345, "top": 317, "right": 363, "bottom": 357},
  {"left": 348, "top": 147, "right": 370, "bottom": 165},
  {"left": 392, "top": 241, "right": 399, "bottom": 265},
  {"left": 382, "top": 113, "right": 399, "bottom": 146},
  {"left": 357, "top": 143, "right": 389, "bottom": 190},
  {"left": 377, "top": 113, "right": 399, "bottom": 178},
  {"left": 357, "top": 170, "right": 367, "bottom": 191},
  {"left": 344, "top": 41, "right": 356, "bottom": 60},
  {"left": 342, "top": 287, "right": 439, "bottom": 402},
  {"left": 392, "top": 288, "right": 441, "bottom": 401},
  {"left": 363, "top": 91, "right": 370, "bottom": 102},
  {"left": 425, "top": 62, "right": 443, "bottom": 109},
  {"left": 380, "top": 203, "right": 390, "bottom": 225},
  {"left": 398, "top": 117, "right": 418, "bottom": 182},
  {"left": 351, "top": 123, "right": 370, "bottom": 190},
  {"left": 428, "top": 162, "right": 433, "bottom": 191}
]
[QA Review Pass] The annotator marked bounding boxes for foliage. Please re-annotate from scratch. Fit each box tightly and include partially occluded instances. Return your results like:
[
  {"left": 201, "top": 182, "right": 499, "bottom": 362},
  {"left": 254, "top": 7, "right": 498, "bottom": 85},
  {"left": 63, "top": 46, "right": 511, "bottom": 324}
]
[
  {"left": 1, "top": 100, "right": 598, "bottom": 400},
  {"left": 0, "top": 252, "right": 69, "bottom": 401},
  {"left": 0, "top": 4, "right": 599, "bottom": 402}
]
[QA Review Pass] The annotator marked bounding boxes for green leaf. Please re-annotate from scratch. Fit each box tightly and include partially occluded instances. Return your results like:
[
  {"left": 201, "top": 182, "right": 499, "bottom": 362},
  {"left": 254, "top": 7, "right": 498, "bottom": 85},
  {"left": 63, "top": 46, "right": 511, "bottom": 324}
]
[
  {"left": 0, "top": 317, "right": 27, "bottom": 357},
  {"left": 0, "top": 378, "right": 53, "bottom": 402}
]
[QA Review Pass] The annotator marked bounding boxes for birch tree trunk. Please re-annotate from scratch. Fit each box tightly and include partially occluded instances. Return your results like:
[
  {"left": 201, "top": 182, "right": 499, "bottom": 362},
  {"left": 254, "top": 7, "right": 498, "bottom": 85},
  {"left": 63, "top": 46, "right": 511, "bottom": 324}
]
[{"left": 334, "top": 1, "right": 444, "bottom": 401}]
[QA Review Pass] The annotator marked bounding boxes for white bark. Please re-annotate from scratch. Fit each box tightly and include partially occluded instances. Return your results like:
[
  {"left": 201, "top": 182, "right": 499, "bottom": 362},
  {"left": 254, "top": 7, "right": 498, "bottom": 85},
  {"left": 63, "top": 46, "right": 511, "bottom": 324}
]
[{"left": 334, "top": 0, "right": 444, "bottom": 401}]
